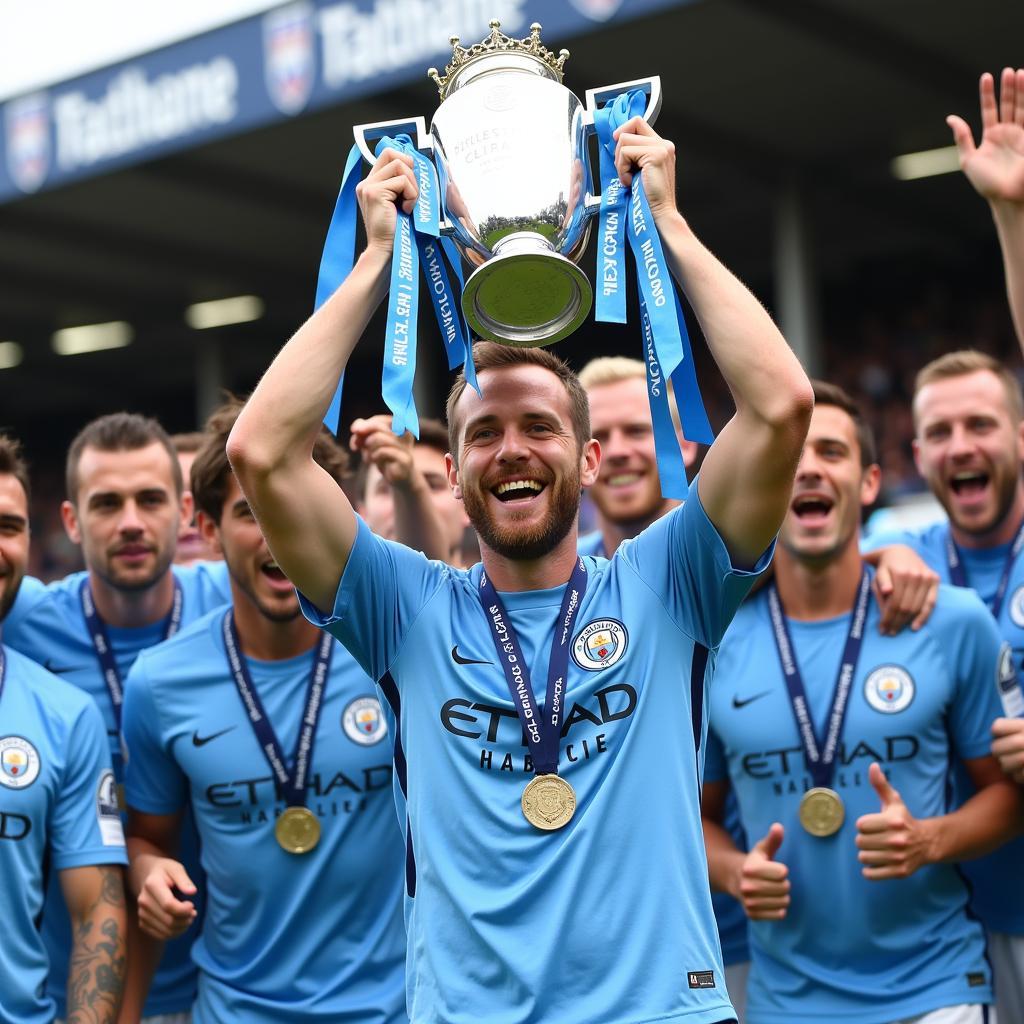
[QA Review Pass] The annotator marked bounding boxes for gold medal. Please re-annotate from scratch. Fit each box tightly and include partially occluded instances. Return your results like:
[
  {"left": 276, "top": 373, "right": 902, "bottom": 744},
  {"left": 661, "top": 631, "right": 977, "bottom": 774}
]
[
  {"left": 116, "top": 783, "right": 127, "bottom": 812},
  {"left": 799, "top": 787, "right": 845, "bottom": 837},
  {"left": 522, "top": 775, "right": 576, "bottom": 831},
  {"left": 275, "top": 806, "right": 321, "bottom": 854}
]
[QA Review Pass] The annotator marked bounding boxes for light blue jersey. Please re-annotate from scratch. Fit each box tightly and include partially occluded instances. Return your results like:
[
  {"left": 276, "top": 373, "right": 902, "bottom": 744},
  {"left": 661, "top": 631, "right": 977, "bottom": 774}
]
[
  {"left": 706, "top": 581, "right": 1009, "bottom": 1023},
  {"left": 122, "top": 608, "right": 407, "bottom": 1024},
  {"left": 302, "top": 485, "right": 770, "bottom": 1024},
  {"left": 0, "top": 646, "right": 127, "bottom": 1024},
  {"left": 867, "top": 522, "right": 1024, "bottom": 936},
  {"left": 576, "top": 526, "right": 750, "bottom": 969},
  {"left": 2, "top": 561, "right": 230, "bottom": 1016}
]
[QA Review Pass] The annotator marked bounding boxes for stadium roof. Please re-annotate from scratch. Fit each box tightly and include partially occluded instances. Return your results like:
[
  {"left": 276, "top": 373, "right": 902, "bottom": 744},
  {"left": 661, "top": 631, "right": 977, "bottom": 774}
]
[{"left": 1, "top": 0, "right": 1021, "bottom": 453}]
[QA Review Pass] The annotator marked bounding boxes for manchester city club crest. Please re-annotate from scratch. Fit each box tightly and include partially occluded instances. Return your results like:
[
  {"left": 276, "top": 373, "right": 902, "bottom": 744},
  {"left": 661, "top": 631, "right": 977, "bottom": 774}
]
[
  {"left": 342, "top": 697, "right": 388, "bottom": 745},
  {"left": 4, "top": 91, "right": 50, "bottom": 193},
  {"left": 0, "top": 736, "right": 41, "bottom": 789},
  {"left": 864, "top": 665, "right": 915, "bottom": 714},
  {"left": 263, "top": 2, "right": 316, "bottom": 116},
  {"left": 572, "top": 619, "right": 628, "bottom": 671}
]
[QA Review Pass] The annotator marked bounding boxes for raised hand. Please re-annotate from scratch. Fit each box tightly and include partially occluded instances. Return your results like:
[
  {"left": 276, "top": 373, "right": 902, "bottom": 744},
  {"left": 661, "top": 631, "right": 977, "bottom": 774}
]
[
  {"left": 136, "top": 857, "right": 198, "bottom": 940},
  {"left": 947, "top": 68, "right": 1024, "bottom": 206},
  {"left": 355, "top": 148, "right": 418, "bottom": 260},
  {"left": 350, "top": 414, "right": 415, "bottom": 485},
  {"left": 612, "top": 116, "right": 679, "bottom": 224},
  {"left": 738, "top": 823, "right": 790, "bottom": 920},
  {"left": 855, "top": 763, "right": 934, "bottom": 880}
]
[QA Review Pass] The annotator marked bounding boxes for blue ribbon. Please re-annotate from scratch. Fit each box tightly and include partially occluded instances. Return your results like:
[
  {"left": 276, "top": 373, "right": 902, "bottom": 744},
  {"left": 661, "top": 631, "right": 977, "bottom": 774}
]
[
  {"left": 593, "top": 90, "right": 714, "bottom": 500},
  {"left": 313, "top": 133, "right": 478, "bottom": 437}
]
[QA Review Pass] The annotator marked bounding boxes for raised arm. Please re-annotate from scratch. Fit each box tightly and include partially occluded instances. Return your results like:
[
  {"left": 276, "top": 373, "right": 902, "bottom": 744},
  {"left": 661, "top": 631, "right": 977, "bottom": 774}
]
[
  {"left": 227, "top": 151, "right": 418, "bottom": 612},
  {"left": 948, "top": 69, "right": 1024, "bottom": 351},
  {"left": 61, "top": 864, "right": 127, "bottom": 1024},
  {"left": 614, "top": 118, "right": 813, "bottom": 565}
]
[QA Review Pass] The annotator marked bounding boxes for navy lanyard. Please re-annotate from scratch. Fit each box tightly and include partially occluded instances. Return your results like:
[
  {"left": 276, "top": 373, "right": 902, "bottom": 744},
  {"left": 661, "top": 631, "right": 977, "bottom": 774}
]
[
  {"left": 0, "top": 647, "right": 5, "bottom": 703},
  {"left": 478, "top": 559, "right": 588, "bottom": 776},
  {"left": 222, "top": 611, "right": 333, "bottom": 807},
  {"left": 80, "top": 578, "right": 182, "bottom": 729},
  {"left": 767, "top": 570, "right": 871, "bottom": 790},
  {"left": 946, "top": 521, "right": 1024, "bottom": 619}
]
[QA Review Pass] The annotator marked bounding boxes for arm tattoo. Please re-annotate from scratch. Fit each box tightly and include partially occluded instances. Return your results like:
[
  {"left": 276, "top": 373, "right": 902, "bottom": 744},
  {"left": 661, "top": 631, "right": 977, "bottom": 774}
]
[{"left": 66, "top": 866, "right": 127, "bottom": 1024}]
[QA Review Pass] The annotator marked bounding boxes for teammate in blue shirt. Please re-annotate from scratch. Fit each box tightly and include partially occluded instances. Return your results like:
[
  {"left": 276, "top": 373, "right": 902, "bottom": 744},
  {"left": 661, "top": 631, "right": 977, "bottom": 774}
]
[
  {"left": 0, "top": 433, "right": 128, "bottom": 1024},
  {"left": 866, "top": 350, "right": 1024, "bottom": 1021},
  {"left": 121, "top": 401, "right": 406, "bottom": 1022},
  {"left": 704, "top": 381, "right": 1023, "bottom": 1024},
  {"left": 228, "top": 118, "right": 814, "bottom": 1024},
  {"left": 2, "top": 413, "right": 230, "bottom": 1024}
]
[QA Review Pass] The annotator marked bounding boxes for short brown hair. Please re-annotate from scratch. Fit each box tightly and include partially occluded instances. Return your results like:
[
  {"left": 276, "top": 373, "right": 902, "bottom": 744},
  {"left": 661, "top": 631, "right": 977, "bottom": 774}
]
[
  {"left": 811, "top": 379, "right": 877, "bottom": 468},
  {"left": 445, "top": 343, "right": 591, "bottom": 465},
  {"left": 0, "top": 433, "right": 30, "bottom": 503},
  {"left": 66, "top": 413, "right": 182, "bottom": 501},
  {"left": 170, "top": 431, "right": 204, "bottom": 455},
  {"left": 192, "top": 398, "right": 350, "bottom": 522},
  {"left": 914, "top": 350, "right": 1024, "bottom": 423}
]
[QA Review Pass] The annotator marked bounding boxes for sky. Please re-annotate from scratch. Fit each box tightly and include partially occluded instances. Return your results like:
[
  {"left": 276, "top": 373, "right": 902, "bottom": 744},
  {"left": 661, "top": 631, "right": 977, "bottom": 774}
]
[{"left": 0, "top": 0, "right": 282, "bottom": 100}]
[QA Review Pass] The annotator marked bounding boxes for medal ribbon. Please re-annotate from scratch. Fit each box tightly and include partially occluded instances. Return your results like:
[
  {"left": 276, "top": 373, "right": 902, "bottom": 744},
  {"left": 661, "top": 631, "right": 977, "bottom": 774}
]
[
  {"left": 593, "top": 90, "right": 714, "bottom": 501},
  {"left": 945, "top": 520, "right": 1024, "bottom": 619},
  {"left": 80, "top": 579, "right": 182, "bottom": 730},
  {"left": 222, "top": 612, "right": 333, "bottom": 808},
  {"left": 478, "top": 559, "right": 588, "bottom": 776},
  {"left": 767, "top": 570, "right": 871, "bottom": 790},
  {"left": 314, "top": 137, "right": 477, "bottom": 435}
]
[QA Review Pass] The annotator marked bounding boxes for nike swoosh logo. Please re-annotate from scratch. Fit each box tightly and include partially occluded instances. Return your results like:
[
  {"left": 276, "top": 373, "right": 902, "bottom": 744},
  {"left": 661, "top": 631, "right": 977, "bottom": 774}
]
[
  {"left": 43, "top": 660, "right": 74, "bottom": 675},
  {"left": 451, "top": 645, "right": 493, "bottom": 667},
  {"left": 732, "top": 691, "right": 771, "bottom": 710},
  {"left": 192, "top": 726, "right": 237, "bottom": 747}
]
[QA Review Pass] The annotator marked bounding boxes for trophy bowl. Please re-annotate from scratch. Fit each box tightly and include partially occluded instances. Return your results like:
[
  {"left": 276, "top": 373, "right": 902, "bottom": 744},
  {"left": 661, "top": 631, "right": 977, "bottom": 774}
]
[{"left": 354, "top": 21, "right": 660, "bottom": 348}]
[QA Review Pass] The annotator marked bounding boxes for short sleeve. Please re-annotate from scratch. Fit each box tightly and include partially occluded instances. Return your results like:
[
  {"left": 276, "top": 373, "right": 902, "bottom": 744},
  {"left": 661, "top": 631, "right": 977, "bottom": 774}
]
[
  {"left": 703, "top": 726, "right": 729, "bottom": 784},
  {"left": 123, "top": 656, "right": 188, "bottom": 815},
  {"left": 49, "top": 700, "right": 127, "bottom": 870},
  {"left": 618, "top": 482, "right": 773, "bottom": 648},
  {"left": 948, "top": 595, "right": 1010, "bottom": 761},
  {"left": 298, "top": 515, "right": 448, "bottom": 681}
]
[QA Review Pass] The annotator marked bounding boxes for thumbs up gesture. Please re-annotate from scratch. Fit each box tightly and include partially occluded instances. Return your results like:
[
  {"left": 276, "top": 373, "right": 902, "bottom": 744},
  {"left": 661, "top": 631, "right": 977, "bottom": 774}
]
[
  {"left": 855, "top": 763, "right": 934, "bottom": 880},
  {"left": 738, "top": 823, "right": 790, "bottom": 920}
]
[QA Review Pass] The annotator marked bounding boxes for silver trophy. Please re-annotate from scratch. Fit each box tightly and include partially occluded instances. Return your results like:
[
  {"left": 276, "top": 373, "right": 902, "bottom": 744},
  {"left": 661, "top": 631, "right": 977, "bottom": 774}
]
[{"left": 353, "top": 20, "right": 661, "bottom": 347}]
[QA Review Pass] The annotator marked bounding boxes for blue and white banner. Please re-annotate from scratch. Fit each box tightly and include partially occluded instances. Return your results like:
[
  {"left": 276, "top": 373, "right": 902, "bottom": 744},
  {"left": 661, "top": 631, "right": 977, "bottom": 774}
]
[{"left": 0, "top": 0, "right": 695, "bottom": 204}]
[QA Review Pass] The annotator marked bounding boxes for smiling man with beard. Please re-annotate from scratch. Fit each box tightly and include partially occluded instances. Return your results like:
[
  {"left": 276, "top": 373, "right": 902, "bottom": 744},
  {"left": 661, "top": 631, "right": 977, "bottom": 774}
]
[
  {"left": 228, "top": 115, "right": 812, "bottom": 1024},
  {"left": 120, "top": 401, "right": 406, "bottom": 1023},
  {"left": 2, "top": 413, "right": 231, "bottom": 1024},
  {"left": 705, "top": 381, "right": 1024, "bottom": 1024},
  {"left": 866, "top": 349, "right": 1024, "bottom": 1021}
]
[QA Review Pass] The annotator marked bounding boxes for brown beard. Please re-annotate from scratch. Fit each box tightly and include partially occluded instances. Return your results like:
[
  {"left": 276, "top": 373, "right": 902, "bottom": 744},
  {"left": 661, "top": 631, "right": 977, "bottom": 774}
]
[{"left": 463, "top": 469, "right": 582, "bottom": 561}]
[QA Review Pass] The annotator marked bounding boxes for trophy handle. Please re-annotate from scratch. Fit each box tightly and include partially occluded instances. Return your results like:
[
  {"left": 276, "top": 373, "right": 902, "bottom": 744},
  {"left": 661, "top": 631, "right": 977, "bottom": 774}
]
[
  {"left": 352, "top": 116, "right": 433, "bottom": 166},
  {"left": 582, "top": 77, "right": 662, "bottom": 214}
]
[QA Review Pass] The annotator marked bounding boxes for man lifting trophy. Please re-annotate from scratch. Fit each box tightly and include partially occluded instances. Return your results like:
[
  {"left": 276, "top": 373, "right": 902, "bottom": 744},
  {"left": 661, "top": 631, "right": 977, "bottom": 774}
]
[{"left": 229, "top": 16, "right": 812, "bottom": 1024}]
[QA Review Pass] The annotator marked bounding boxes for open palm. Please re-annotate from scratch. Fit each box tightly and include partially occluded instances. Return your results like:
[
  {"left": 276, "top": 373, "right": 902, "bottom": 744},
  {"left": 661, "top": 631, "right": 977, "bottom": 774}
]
[{"left": 948, "top": 68, "right": 1024, "bottom": 204}]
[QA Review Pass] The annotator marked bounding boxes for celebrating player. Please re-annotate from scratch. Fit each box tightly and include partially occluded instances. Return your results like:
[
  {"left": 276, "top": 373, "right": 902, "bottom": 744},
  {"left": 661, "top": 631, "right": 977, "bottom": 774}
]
[
  {"left": 867, "top": 350, "right": 1024, "bottom": 1020},
  {"left": 227, "top": 116, "right": 812, "bottom": 1023},
  {"left": 0, "top": 434, "right": 128, "bottom": 1024},
  {"left": 704, "top": 381, "right": 1023, "bottom": 1024},
  {"left": 121, "top": 401, "right": 406, "bottom": 1022},
  {"left": 2, "top": 413, "right": 230, "bottom": 1023}
]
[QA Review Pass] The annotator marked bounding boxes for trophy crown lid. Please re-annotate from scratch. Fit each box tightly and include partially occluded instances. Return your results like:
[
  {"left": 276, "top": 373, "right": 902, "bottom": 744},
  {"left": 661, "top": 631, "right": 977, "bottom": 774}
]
[{"left": 427, "top": 20, "right": 570, "bottom": 99}]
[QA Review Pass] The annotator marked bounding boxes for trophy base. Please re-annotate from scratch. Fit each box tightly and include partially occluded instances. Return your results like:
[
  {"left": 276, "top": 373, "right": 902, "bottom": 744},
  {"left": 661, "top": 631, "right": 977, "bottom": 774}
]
[{"left": 461, "top": 233, "right": 593, "bottom": 348}]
